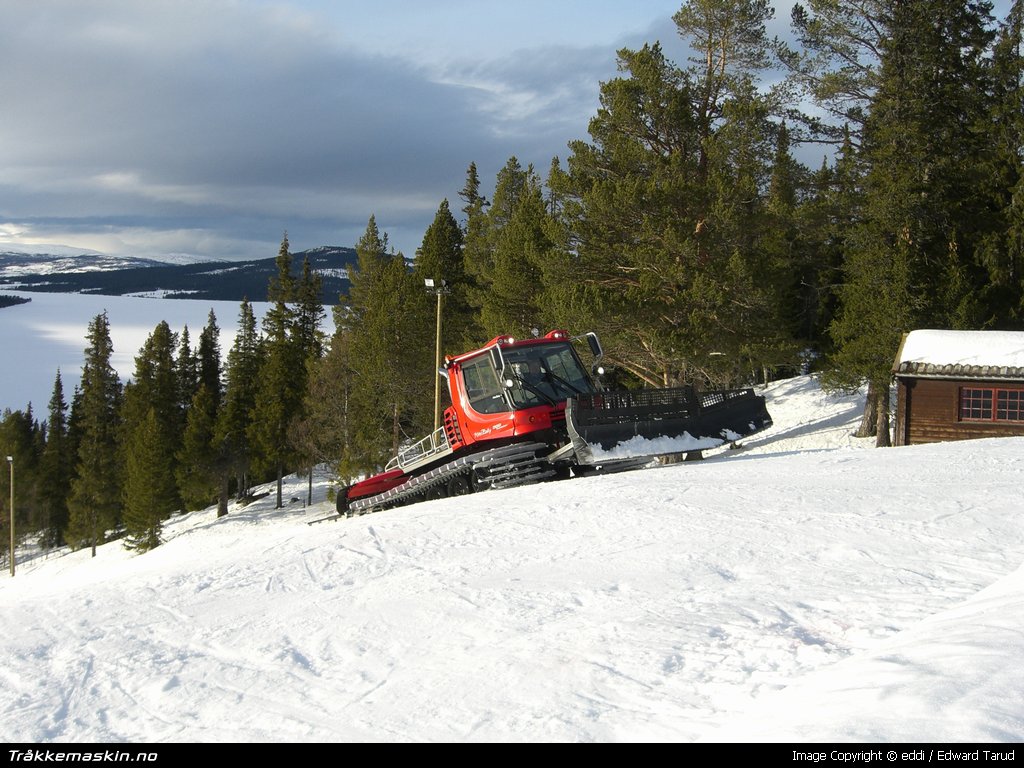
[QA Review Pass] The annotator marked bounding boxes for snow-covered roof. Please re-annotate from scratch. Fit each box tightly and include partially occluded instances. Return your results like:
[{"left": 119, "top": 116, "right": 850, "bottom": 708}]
[{"left": 893, "top": 329, "right": 1024, "bottom": 380}]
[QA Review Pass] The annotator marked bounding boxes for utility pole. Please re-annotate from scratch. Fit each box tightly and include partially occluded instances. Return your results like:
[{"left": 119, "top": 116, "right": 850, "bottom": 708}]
[
  {"left": 6, "top": 456, "right": 13, "bottom": 577},
  {"left": 424, "top": 279, "right": 450, "bottom": 432}
]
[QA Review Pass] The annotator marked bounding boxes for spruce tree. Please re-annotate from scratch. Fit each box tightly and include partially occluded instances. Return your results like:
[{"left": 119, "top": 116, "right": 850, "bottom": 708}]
[
  {"left": 216, "top": 299, "right": 260, "bottom": 500},
  {"left": 294, "top": 256, "right": 326, "bottom": 364},
  {"left": 344, "top": 218, "right": 432, "bottom": 472},
  {"left": 123, "top": 407, "right": 176, "bottom": 551},
  {"left": 176, "top": 325, "right": 198, "bottom": 412},
  {"left": 0, "top": 406, "right": 41, "bottom": 563},
  {"left": 479, "top": 177, "right": 553, "bottom": 338},
  {"left": 176, "top": 384, "right": 220, "bottom": 511},
  {"left": 39, "top": 371, "right": 73, "bottom": 547},
  {"left": 459, "top": 162, "right": 489, "bottom": 329},
  {"left": 249, "top": 234, "right": 303, "bottom": 508},
  {"left": 414, "top": 199, "right": 470, "bottom": 350},
  {"left": 197, "top": 309, "right": 222, "bottom": 407},
  {"left": 977, "top": 0, "right": 1024, "bottom": 322},
  {"left": 67, "top": 312, "right": 123, "bottom": 556},
  {"left": 121, "top": 321, "right": 184, "bottom": 510},
  {"left": 827, "top": 0, "right": 997, "bottom": 445}
]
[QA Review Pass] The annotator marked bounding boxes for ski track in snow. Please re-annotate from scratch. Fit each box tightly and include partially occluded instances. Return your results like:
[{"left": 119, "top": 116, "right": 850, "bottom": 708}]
[{"left": 1, "top": 376, "right": 1024, "bottom": 742}]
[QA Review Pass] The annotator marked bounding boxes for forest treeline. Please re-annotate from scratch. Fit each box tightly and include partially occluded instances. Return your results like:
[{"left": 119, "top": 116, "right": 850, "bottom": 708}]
[{"left": 2, "top": 1, "right": 1021, "bottom": 556}]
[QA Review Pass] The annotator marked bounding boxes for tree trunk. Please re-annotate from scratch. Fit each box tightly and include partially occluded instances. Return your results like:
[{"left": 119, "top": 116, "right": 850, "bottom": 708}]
[
  {"left": 875, "top": 384, "right": 892, "bottom": 448},
  {"left": 392, "top": 403, "right": 401, "bottom": 457},
  {"left": 855, "top": 381, "right": 879, "bottom": 438},
  {"left": 307, "top": 469, "right": 313, "bottom": 506},
  {"left": 275, "top": 464, "right": 283, "bottom": 509},
  {"left": 217, "top": 474, "right": 229, "bottom": 518}
]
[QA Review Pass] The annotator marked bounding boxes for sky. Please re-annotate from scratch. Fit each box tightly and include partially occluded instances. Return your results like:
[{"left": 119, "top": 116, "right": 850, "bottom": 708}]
[
  {"left": 2, "top": 1, "right": 1014, "bottom": 265},
  {"left": 2, "top": 374, "right": 1024, "bottom": 743},
  {"left": 0, "top": 1, "right": 693, "bottom": 262}
]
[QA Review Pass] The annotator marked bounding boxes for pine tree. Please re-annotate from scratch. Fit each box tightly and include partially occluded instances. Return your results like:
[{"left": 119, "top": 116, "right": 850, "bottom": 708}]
[
  {"left": 176, "top": 325, "right": 198, "bottom": 412},
  {"left": 294, "top": 256, "right": 326, "bottom": 364},
  {"left": 66, "top": 312, "right": 123, "bottom": 556},
  {"left": 39, "top": 371, "right": 73, "bottom": 547},
  {"left": 249, "top": 234, "right": 303, "bottom": 508},
  {"left": 464, "top": 157, "right": 531, "bottom": 326},
  {"left": 0, "top": 406, "right": 42, "bottom": 564},
  {"left": 123, "top": 407, "right": 176, "bottom": 551},
  {"left": 414, "top": 199, "right": 470, "bottom": 350},
  {"left": 459, "top": 162, "right": 489, "bottom": 329},
  {"left": 783, "top": 0, "right": 887, "bottom": 142},
  {"left": 557, "top": 3, "right": 791, "bottom": 388},
  {"left": 299, "top": 318, "right": 356, "bottom": 487},
  {"left": 976, "top": 0, "right": 1024, "bottom": 322},
  {"left": 197, "top": 309, "right": 222, "bottom": 407},
  {"left": 827, "top": 0, "right": 997, "bottom": 445},
  {"left": 216, "top": 299, "right": 260, "bottom": 500},
  {"left": 344, "top": 218, "right": 432, "bottom": 473},
  {"left": 176, "top": 384, "right": 220, "bottom": 511},
  {"left": 479, "top": 177, "right": 553, "bottom": 337},
  {"left": 121, "top": 321, "right": 184, "bottom": 510},
  {"left": 348, "top": 216, "right": 393, "bottom": 314}
]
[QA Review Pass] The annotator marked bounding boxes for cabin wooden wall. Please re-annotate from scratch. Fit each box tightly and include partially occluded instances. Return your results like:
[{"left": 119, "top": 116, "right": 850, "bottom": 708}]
[{"left": 895, "top": 377, "right": 1024, "bottom": 446}]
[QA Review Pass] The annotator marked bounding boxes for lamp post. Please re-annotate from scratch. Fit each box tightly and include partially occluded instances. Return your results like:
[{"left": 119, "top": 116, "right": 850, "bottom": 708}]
[
  {"left": 424, "top": 279, "right": 450, "bottom": 432},
  {"left": 6, "top": 455, "right": 12, "bottom": 577}
]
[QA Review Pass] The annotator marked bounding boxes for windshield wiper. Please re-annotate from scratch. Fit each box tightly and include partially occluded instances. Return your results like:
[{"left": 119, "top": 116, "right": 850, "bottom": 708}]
[
  {"left": 506, "top": 370, "right": 558, "bottom": 406},
  {"left": 542, "top": 369, "right": 587, "bottom": 397}
]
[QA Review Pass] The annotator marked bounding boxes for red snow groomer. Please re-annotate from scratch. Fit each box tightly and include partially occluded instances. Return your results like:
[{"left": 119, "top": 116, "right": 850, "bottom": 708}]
[{"left": 337, "top": 330, "right": 772, "bottom": 515}]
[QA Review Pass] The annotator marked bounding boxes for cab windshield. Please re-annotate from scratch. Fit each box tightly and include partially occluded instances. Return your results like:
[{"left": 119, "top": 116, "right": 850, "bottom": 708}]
[
  {"left": 502, "top": 342, "right": 596, "bottom": 410},
  {"left": 460, "top": 341, "right": 596, "bottom": 414}
]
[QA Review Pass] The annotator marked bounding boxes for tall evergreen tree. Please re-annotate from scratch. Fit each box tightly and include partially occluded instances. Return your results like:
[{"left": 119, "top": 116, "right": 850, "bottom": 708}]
[
  {"left": 478, "top": 175, "right": 554, "bottom": 337},
  {"left": 66, "top": 312, "right": 123, "bottom": 556},
  {"left": 294, "top": 256, "right": 326, "bottom": 364},
  {"left": 344, "top": 218, "right": 432, "bottom": 473},
  {"left": 176, "top": 325, "right": 198, "bottom": 412},
  {"left": 414, "top": 199, "right": 470, "bottom": 350},
  {"left": 459, "top": 162, "right": 489, "bottom": 329},
  {"left": 121, "top": 321, "right": 184, "bottom": 510},
  {"left": 39, "top": 371, "right": 73, "bottom": 547},
  {"left": 197, "top": 310, "right": 222, "bottom": 407},
  {"left": 827, "top": 0, "right": 997, "bottom": 444},
  {"left": 123, "top": 407, "right": 176, "bottom": 551},
  {"left": 783, "top": 0, "right": 886, "bottom": 142},
  {"left": 556, "top": 3, "right": 792, "bottom": 388},
  {"left": 977, "top": 0, "right": 1024, "bottom": 322},
  {"left": 249, "top": 234, "right": 303, "bottom": 508},
  {"left": 177, "top": 384, "right": 220, "bottom": 512},
  {"left": 0, "top": 406, "right": 41, "bottom": 563},
  {"left": 216, "top": 299, "right": 260, "bottom": 500}
]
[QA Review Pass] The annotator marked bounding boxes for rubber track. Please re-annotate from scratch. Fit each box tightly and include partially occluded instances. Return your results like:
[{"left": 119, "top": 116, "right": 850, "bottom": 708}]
[{"left": 348, "top": 441, "right": 551, "bottom": 514}]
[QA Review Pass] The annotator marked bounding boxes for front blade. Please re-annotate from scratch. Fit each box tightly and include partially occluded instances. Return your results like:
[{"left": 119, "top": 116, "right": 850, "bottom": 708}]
[{"left": 565, "top": 386, "right": 772, "bottom": 463}]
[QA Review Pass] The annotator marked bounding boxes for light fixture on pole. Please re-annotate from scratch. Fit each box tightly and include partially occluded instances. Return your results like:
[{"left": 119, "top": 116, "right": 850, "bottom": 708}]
[
  {"left": 6, "top": 455, "right": 12, "bottom": 577},
  {"left": 424, "top": 278, "right": 450, "bottom": 432}
]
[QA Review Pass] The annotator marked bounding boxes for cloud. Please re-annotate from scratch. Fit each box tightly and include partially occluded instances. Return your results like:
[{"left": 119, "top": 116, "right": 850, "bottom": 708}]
[
  {"left": 0, "top": 1, "right": 588, "bottom": 256},
  {"left": 0, "top": 1, "right": 706, "bottom": 259}
]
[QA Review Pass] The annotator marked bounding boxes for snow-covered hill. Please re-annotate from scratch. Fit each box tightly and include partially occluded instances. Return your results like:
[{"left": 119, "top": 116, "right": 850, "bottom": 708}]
[
  {"left": 2, "top": 377, "right": 1023, "bottom": 743},
  {"left": 0, "top": 246, "right": 207, "bottom": 278}
]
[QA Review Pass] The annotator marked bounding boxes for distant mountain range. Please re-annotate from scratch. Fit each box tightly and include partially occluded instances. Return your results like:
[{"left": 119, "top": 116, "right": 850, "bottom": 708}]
[{"left": 0, "top": 245, "right": 356, "bottom": 304}]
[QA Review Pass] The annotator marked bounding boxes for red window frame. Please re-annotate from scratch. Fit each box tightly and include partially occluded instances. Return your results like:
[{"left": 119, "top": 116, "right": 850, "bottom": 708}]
[{"left": 959, "top": 387, "right": 1024, "bottom": 422}]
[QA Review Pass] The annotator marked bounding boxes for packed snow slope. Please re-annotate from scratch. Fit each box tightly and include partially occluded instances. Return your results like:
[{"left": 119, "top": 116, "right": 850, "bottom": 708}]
[{"left": 2, "top": 376, "right": 1024, "bottom": 743}]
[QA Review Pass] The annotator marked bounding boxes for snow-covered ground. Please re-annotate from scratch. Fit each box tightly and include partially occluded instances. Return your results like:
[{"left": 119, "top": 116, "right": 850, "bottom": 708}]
[{"left": 2, "top": 376, "right": 1023, "bottom": 743}]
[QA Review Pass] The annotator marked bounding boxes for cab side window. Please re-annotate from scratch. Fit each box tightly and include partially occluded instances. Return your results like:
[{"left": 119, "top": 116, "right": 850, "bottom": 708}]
[{"left": 462, "top": 355, "right": 506, "bottom": 414}]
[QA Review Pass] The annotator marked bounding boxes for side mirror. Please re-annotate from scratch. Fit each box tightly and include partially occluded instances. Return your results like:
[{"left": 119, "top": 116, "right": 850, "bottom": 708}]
[
  {"left": 586, "top": 332, "right": 603, "bottom": 360},
  {"left": 489, "top": 345, "right": 505, "bottom": 373}
]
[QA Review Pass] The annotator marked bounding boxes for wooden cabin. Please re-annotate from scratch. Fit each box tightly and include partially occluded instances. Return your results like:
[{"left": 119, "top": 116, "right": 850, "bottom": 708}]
[{"left": 892, "top": 330, "right": 1024, "bottom": 446}]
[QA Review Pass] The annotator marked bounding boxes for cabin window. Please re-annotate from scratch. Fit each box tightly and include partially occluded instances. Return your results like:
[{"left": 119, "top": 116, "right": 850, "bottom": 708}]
[
  {"left": 959, "top": 387, "right": 1024, "bottom": 422},
  {"left": 461, "top": 354, "right": 507, "bottom": 414}
]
